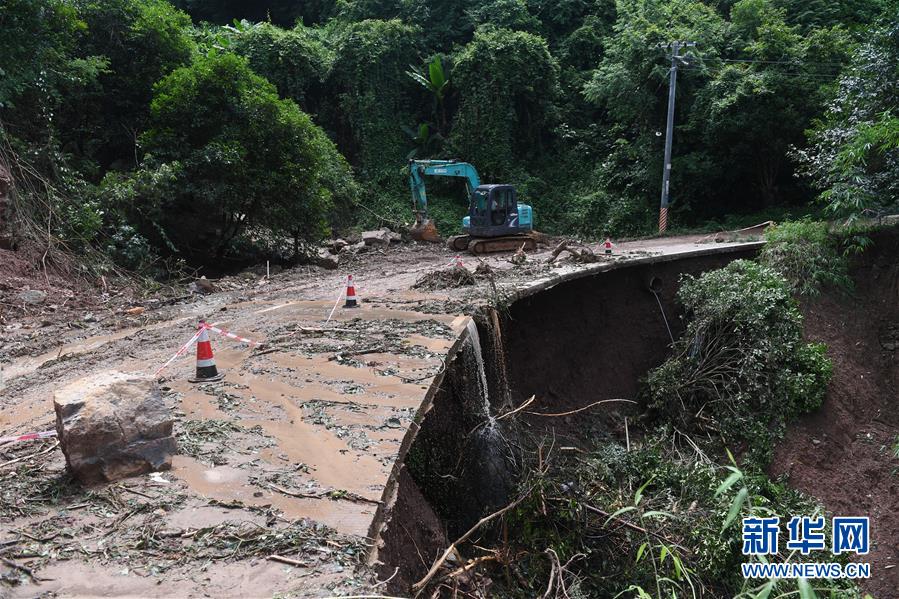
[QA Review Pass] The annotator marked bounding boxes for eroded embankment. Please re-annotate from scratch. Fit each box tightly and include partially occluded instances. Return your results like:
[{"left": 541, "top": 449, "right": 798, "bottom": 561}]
[
  {"left": 372, "top": 245, "right": 761, "bottom": 592},
  {"left": 374, "top": 231, "right": 899, "bottom": 596},
  {"left": 771, "top": 229, "right": 899, "bottom": 597}
]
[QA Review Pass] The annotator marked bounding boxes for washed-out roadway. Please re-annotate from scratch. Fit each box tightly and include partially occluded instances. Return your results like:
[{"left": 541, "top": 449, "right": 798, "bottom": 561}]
[{"left": 0, "top": 232, "right": 762, "bottom": 597}]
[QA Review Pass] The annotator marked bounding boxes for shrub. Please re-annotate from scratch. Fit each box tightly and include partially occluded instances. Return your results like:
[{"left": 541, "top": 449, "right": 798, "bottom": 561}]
[
  {"left": 107, "top": 52, "right": 356, "bottom": 261},
  {"left": 644, "top": 260, "right": 832, "bottom": 465},
  {"left": 759, "top": 220, "right": 853, "bottom": 296},
  {"left": 490, "top": 433, "right": 857, "bottom": 598}
]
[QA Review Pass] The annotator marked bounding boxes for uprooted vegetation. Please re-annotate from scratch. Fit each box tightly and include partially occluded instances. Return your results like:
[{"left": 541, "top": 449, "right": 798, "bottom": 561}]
[
  {"left": 758, "top": 220, "right": 859, "bottom": 297},
  {"left": 413, "top": 265, "right": 478, "bottom": 290},
  {"left": 644, "top": 259, "right": 832, "bottom": 466}
]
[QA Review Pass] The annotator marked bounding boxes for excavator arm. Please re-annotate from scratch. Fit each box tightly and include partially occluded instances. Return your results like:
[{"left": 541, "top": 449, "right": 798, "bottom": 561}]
[{"left": 409, "top": 159, "right": 481, "bottom": 223}]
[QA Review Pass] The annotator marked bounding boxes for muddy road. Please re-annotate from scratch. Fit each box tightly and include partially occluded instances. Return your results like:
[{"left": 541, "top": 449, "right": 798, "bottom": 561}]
[{"left": 2, "top": 233, "right": 764, "bottom": 597}]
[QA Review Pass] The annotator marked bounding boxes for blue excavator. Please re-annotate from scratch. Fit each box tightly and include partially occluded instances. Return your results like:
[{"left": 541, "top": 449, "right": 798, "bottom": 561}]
[{"left": 408, "top": 159, "right": 539, "bottom": 254}]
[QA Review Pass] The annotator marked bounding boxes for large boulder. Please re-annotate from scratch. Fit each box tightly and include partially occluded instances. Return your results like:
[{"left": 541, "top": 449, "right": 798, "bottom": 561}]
[
  {"left": 314, "top": 247, "right": 339, "bottom": 270},
  {"left": 54, "top": 371, "right": 177, "bottom": 485},
  {"left": 362, "top": 228, "right": 402, "bottom": 246}
]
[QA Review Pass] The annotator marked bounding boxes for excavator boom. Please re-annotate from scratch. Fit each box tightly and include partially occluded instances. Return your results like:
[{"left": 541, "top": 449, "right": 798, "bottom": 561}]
[{"left": 409, "top": 160, "right": 480, "bottom": 222}]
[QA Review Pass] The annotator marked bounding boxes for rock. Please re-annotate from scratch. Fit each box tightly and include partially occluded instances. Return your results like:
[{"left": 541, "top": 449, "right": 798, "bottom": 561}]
[
  {"left": 314, "top": 248, "right": 339, "bottom": 270},
  {"left": 54, "top": 371, "right": 177, "bottom": 485},
  {"left": 328, "top": 238, "right": 348, "bottom": 254},
  {"left": 345, "top": 240, "right": 369, "bottom": 254},
  {"left": 18, "top": 289, "right": 47, "bottom": 305},
  {"left": 193, "top": 276, "right": 215, "bottom": 294},
  {"left": 362, "top": 228, "right": 399, "bottom": 246}
]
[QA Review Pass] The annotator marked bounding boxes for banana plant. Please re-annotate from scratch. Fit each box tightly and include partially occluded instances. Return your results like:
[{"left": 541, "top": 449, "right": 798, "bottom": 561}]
[
  {"left": 402, "top": 122, "right": 443, "bottom": 159},
  {"left": 406, "top": 56, "right": 449, "bottom": 133}
]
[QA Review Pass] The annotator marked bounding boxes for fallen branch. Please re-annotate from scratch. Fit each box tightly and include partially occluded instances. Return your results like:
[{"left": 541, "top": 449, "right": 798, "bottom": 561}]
[
  {"left": 579, "top": 502, "right": 689, "bottom": 553},
  {"left": 329, "top": 347, "right": 387, "bottom": 362},
  {"left": 296, "top": 326, "right": 353, "bottom": 334},
  {"left": 525, "top": 398, "right": 636, "bottom": 418},
  {"left": 372, "top": 566, "right": 400, "bottom": 588},
  {"left": 412, "top": 489, "right": 532, "bottom": 595},
  {"left": 444, "top": 554, "right": 498, "bottom": 581},
  {"left": 267, "top": 554, "right": 308, "bottom": 568},
  {"left": 546, "top": 240, "right": 599, "bottom": 264},
  {"left": 266, "top": 484, "right": 381, "bottom": 505},
  {"left": 1, "top": 556, "right": 47, "bottom": 584},
  {"left": 496, "top": 395, "right": 536, "bottom": 421},
  {"left": 250, "top": 347, "right": 283, "bottom": 358},
  {"left": 0, "top": 441, "right": 59, "bottom": 469},
  {"left": 119, "top": 486, "right": 158, "bottom": 500}
]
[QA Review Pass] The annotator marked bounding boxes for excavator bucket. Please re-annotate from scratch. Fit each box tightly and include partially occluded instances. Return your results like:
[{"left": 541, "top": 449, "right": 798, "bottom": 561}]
[{"left": 410, "top": 218, "right": 441, "bottom": 243}]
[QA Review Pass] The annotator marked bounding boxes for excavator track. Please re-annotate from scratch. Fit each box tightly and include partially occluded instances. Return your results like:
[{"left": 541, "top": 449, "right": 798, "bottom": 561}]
[
  {"left": 448, "top": 233, "right": 539, "bottom": 254},
  {"left": 447, "top": 235, "right": 471, "bottom": 251}
]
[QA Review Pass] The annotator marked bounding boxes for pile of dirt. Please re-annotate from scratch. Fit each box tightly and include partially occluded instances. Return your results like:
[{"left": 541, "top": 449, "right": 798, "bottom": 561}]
[
  {"left": 770, "top": 232, "right": 899, "bottom": 597},
  {"left": 0, "top": 245, "right": 92, "bottom": 321},
  {"left": 412, "top": 265, "right": 477, "bottom": 290}
]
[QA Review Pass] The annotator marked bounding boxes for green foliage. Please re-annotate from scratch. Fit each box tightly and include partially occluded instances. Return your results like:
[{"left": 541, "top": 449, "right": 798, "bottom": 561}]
[
  {"left": 798, "top": 21, "right": 899, "bottom": 220},
  {"left": 172, "top": 0, "right": 335, "bottom": 27},
  {"left": 448, "top": 27, "right": 559, "bottom": 181},
  {"left": 63, "top": 0, "right": 195, "bottom": 168},
  {"left": 0, "top": 0, "right": 83, "bottom": 114},
  {"left": 226, "top": 22, "right": 332, "bottom": 115},
  {"left": 328, "top": 19, "right": 420, "bottom": 183},
  {"left": 406, "top": 55, "right": 450, "bottom": 135},
  {"left": 759, "top": 220, "right": 853, "bottom": 295},
  {"left": 644, "top": 260, "right": 832, "bottom": 465},
  {"left": 490, "top": 432, "right": 859, "bottom": 598},
  {"left": 2, "top": 0, "right": 892, "bottom": 267},
  {"left": 106, "top": 52, "right": 355, "bottom": 260},
  {"left": 466, "top": 0, "right": 541, "bottom": 33}
]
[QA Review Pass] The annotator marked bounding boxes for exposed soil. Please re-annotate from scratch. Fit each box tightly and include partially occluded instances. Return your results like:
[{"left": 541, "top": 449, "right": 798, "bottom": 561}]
[
  {"left": 771, "top": 231, "right": 899, "bottom": 598},
  {"left": 502, "top": 248, "right": 762, "bottom": 439}
]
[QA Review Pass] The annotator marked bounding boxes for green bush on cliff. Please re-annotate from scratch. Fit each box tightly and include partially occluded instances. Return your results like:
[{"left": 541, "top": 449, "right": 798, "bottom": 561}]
[{"left": 644, "top": 260, "right": 832, "bottom": 465}]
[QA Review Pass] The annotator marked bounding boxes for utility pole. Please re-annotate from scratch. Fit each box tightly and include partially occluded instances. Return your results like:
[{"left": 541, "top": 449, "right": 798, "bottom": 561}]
[{"left": 657, "top": 40, "right": 695, "bottom": 234}]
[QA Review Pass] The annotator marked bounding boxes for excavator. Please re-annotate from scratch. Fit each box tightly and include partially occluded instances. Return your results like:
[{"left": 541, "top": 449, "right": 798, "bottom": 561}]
[{"left": 408, "top": 159, "right": 541, "bottom": 254}]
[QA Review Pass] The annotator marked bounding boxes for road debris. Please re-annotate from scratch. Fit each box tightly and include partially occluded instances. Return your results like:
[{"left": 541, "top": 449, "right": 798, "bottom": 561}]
[
  {"left": 413, "top": 265, "right": 476, "bottom": 290},
  {"left": 546, "top": 239, "right": 600, "bottom": 264}
]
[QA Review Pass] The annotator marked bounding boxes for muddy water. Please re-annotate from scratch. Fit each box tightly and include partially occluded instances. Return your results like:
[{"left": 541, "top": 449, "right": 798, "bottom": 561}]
[
  {"left": 158, "top": 306, "right": 469, "bottom": 538},
  {"left": 3, "top": 316, "right": 194, "bottom": 381}
]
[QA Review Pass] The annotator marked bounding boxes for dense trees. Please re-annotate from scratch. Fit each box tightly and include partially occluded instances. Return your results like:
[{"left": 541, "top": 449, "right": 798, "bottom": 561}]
[
  {"left": 449, "top": 28, "right": 559, "bottom": 180},
  {"left": 105, "top": 52, "right": 354, "bottom": 261},
  {"left": 1, "top": 0, "right": 895, "bottom": 270},
  {"left": 797, "top": 20, "right": 899, "bottom": 219}
]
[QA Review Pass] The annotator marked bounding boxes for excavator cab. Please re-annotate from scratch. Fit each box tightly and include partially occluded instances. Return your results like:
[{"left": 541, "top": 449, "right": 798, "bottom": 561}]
[{"left": 463, "top": 185, "right": 533, "bottom": 237}]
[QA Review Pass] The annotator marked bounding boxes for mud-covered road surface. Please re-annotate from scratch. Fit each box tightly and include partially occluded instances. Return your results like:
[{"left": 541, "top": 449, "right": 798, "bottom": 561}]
[{"left": 1, "top": 233, "right": 765, "bottom": 597}]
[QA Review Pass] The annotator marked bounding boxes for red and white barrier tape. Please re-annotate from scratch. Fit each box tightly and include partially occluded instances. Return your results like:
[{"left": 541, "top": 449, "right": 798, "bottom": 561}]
[
  {"left": 0, "top": 429, "right": 57, "bottom": 445},
  {"left": 153, "top": 328, "right": 203, "bottom": 377},
  {"left": 326, "top": 285, "right": 345, "bottom": 322},
  {"left": 203, "top": 324, "right": 262, "bottom": 346},
  {"left": 153, "top": 323, "right": 263, "bottom": 377}
]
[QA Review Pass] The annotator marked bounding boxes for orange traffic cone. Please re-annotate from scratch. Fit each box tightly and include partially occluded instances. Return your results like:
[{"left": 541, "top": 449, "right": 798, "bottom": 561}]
[
  {"left": 189, "top": 320, "right": 224, "bottom": 383},
  {"left": 344, "top": 275, "right": 359, "bottom": 308},
  {"left": 603, "top": 238, "right": 614, "bottom": 255}
]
